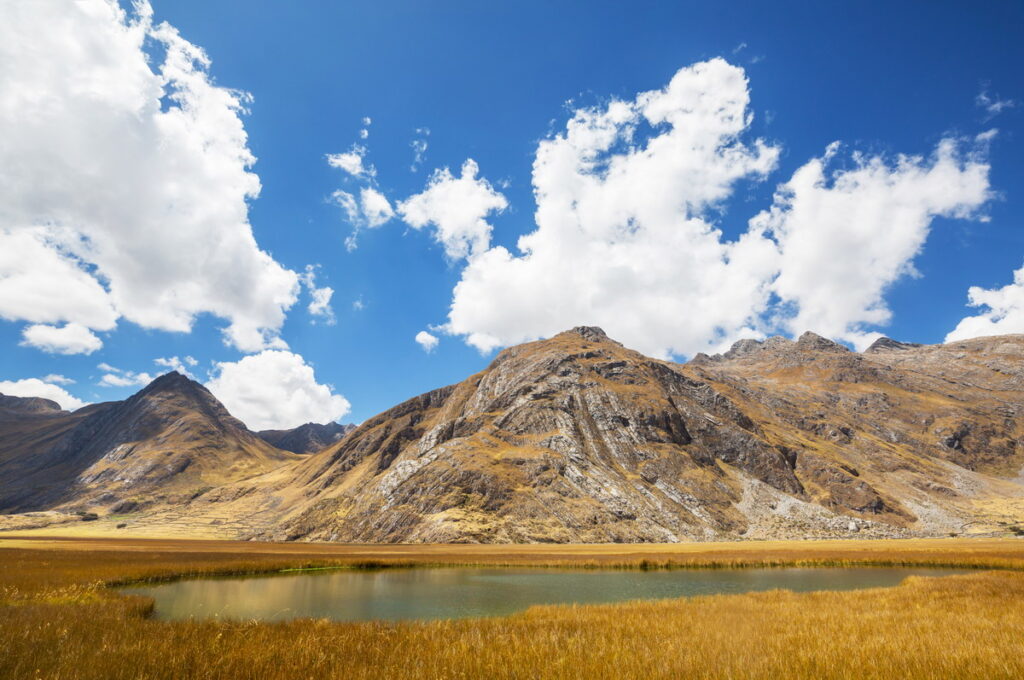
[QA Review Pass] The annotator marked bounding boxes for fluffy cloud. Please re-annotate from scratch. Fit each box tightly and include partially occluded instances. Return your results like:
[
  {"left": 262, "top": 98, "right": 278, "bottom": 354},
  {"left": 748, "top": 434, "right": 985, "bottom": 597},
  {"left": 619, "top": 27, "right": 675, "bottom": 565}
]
[
  {"left": 154, "top": 356, "right": 197, "bottom": 378},
  {"left": 330, "top": 188, "right": 394, "bottom": 250},
  {"left": 0, "top": 228, "right": 118, "bottom": 331},
  {"left": 398, "top": 159, "right": 508, "bottom": 260},
  {"left": 299, "top": 265, "right": 336, "bottom": 324},
  {"left": 98, "top": 364, "right": 154, "bottom": 388},
  {"left": 326, "top": 146, "right": 375, "bottom": 178},
  {"left": 308, "top": 286, "right": 335, "bottom": 322},
  {"left": 205, "top": 350, "right": 351, "bottom": 430},
  {"left": 0, "top": 377, "right": 87, "bottom": 411},
  {"left": 331, "top": 191, "right": 360, "bottom": 225},
  {"left": 946, "top": 264, "right": 1024, "bottom": 341},
  {"left": 42, "top": 374, "right": 75, "bottom": 385},
  {"left": 361, "top": 188, "right": 395, "bottom": 227},
  {"left": 406, "top": 59, "right": 994, "bottom": 357},
  {"left": 415, "top": 330, "right": 439, "bottom": 353},
  {"left": 442, "top": 59, "right": 780, "bottom": 356},
  {"left": 99, "top": 356, "right": 192, "bottom": 388},
  {"left": 326, "top": 120, "right": 396, "bottom": 251},
  {"left": 20, "top": 323, "right": 103, "bottom": 355},
  {"left": 757, "top": 138, "right": 992, "bottom": 350},
  {"left": 0, "top": 1, "right": 299, "bottom": 353}
]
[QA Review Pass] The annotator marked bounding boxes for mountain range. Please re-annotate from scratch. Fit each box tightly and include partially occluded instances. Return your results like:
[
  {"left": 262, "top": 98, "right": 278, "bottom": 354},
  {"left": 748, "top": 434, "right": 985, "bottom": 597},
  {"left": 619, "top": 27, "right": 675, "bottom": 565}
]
[{"left": 1, "top": 326, "right": 1022, "bottom": 542}]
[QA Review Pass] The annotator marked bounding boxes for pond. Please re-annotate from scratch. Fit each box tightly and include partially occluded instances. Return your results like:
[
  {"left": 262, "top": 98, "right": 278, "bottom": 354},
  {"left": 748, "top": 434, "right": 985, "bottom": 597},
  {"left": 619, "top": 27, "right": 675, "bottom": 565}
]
[{"left": 123, "top": 566, "right": 967, "bottom": 623}]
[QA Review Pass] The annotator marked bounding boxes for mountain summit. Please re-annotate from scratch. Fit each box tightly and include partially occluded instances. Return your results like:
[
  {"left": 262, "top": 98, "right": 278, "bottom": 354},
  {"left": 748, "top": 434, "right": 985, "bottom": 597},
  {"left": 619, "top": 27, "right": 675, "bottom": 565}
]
[{"left": 0, "top": 371, "right": 297, "bottom": 513}]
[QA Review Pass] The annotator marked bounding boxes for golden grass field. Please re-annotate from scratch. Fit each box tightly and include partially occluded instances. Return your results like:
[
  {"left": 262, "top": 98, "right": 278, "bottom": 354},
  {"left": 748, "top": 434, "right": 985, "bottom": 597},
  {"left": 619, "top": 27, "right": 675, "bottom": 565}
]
[{"left": 3, "top": 535, "right": 1024, "bottom": 679}]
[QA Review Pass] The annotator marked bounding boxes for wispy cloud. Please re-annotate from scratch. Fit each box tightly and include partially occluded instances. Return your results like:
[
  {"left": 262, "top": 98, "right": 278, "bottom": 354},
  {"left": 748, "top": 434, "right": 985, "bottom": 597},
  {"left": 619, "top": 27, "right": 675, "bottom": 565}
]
[
  {"left": 976, "top": 86, "right": 1016, "bottom": 120},
  {"left": 411, "top": 127, "right": 430, "bottom": 172}
]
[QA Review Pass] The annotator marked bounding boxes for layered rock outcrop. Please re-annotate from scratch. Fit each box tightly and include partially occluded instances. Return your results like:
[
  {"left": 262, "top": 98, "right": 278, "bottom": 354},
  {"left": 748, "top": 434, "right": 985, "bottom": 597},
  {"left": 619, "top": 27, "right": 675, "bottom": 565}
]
[{"left": 242, "top": 328, "right": 1024, "bottom": 543}]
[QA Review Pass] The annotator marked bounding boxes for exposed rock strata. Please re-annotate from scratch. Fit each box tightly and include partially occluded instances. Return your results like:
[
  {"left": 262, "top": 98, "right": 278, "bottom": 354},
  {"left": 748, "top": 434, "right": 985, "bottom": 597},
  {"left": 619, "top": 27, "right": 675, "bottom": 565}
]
[{"left": 235, "top": 328, "right": 1024, "bottom": 543}]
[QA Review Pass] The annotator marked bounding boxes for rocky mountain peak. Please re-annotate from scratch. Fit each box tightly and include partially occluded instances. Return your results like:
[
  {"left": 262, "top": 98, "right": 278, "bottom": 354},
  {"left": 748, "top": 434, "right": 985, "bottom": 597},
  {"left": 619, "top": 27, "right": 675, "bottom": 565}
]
[
  {"left": 723, "top": 338, "right": 764, "bottom": 359},
  {"left": 865, "top": 337, "right": 923, "bottom": 353},
  {"left": 279, "top": 320, "right": 821, "bottom": 543},
  {"left": 711, "top": 335, "right": 794, "bottom": 363},
  {"left": 133, "top": 371, "right": 234, "bottom": 423},
  {"left": 567, "top": 326, "right": 611, "bottom": 342},
  {"left": 140, "top": 370, "right": 196, "bottom": 395},
  {"left": 796, "top": 331, "right": 849, "bottom": 353}
]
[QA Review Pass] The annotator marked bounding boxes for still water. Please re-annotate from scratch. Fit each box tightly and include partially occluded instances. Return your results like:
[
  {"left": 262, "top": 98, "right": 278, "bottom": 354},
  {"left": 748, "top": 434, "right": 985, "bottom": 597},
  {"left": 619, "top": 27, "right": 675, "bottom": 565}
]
[{"left": 124, "top": 567, "right": 966, "bottom": 623}]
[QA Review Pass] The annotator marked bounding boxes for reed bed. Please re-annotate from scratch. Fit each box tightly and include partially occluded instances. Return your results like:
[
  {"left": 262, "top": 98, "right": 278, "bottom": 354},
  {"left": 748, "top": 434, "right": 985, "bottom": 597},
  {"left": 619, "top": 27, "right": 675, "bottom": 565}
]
[{"left": 2, "top": 536, "right": 1024, "bottom": 679}]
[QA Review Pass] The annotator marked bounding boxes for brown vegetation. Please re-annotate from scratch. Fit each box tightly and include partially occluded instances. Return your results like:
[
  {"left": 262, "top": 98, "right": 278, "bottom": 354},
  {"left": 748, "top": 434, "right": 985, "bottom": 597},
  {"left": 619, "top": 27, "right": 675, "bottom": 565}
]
[{"left": 3, "top": 536, "right": 1024, "bottom": 679}]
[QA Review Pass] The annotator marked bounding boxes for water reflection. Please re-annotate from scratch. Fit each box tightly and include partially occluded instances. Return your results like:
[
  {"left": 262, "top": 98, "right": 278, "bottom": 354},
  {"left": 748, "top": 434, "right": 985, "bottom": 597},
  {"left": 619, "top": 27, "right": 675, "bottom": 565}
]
[{"left": 124, "top": 566, "right": 967, "bottom": 623}]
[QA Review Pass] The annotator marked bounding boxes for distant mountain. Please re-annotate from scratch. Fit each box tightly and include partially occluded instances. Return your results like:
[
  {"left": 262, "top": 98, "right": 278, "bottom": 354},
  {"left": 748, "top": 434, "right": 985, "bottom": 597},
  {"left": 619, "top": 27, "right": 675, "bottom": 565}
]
[
  {"left": 0, "top": 372, "right": 297, "bottom": 513},
  {"left": 257, "top": 422, "right": 356, "bottom": 454},
  {"left": 0, "top": 394, "right": 64, "bottom": 416}
]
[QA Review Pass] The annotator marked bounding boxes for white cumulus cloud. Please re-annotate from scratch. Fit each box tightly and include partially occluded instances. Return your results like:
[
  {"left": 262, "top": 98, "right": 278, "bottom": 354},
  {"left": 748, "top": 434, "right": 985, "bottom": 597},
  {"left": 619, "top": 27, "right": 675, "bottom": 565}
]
[
  {"left": 154, "top": 356, "right": 196, "bottom": 378},
  {"left": 398, "top": 159, "right": 508, "bottom": 261},
  {"left": 0, "top": 0, "right": 300, "bottom": 353},
  {"left": 415, "top": 330, "right": 439, "bottom": 353},
  {"left": 361, "top": 187, "right": 395, "bottom": 228},
  {"left": 441, "top": 59, "right": 780, "bottom": 356},
  {"left": 205, "top": 350, "right": 351, "bottom": 431},
  {"left": 0, "top": 229, "right": 118, "bottom": 332},
  {"left": 331, "top": 187, "right": 394, "bottom": 251},
  {"left": 326, "top": 145, "right": 375, "bottom": 178},
  {"left": 757, "top": 138, "right": 992, "bottom": 350},
  {"left": 98, "top": 364, "right": 154, "bottom": 388},
  {"left": 403, "top": 59, "right": 994, "bottom": 357},
  {"left": 299, "top": 265, "right": 336, "bottom": 324},
  {"left": 42, "top": 374, "right": 75, "bottom": 385},
  {"left": 946, "top": 264, "right": 1024, "bottom": 341},
  {"left": 20, "top": 323, "right": 103, "bottom": 355},
  {"left": 0, "top": 377, "right": 87, "bottom": 411}
]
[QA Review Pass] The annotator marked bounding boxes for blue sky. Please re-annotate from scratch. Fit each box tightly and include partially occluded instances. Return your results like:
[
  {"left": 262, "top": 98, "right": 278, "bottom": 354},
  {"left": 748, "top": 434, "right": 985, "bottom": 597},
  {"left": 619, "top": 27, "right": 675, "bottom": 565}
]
[{"left": 0, "top": 1, "right": 1021, "bottom": 428}]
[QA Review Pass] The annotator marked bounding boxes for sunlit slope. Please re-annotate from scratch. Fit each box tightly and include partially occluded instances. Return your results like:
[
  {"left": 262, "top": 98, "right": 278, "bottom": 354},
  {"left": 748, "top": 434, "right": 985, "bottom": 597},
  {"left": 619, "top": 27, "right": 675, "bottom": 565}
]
[{"left": 230, "top": 327, "right": 1024, "bottom": 542}]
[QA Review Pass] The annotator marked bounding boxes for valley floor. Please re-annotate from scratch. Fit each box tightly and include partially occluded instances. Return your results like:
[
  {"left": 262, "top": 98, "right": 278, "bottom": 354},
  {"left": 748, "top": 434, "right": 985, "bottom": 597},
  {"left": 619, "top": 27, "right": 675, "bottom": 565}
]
[{"left": 2, "top": 536, "right": 1024, "bottom": 679}]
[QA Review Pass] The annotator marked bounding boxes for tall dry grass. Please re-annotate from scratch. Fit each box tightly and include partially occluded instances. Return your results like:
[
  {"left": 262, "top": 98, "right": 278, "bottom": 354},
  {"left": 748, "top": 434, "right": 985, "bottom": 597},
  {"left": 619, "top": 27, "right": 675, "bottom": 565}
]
[{"left": 2, "top": 537, "right": 1024, "bottom": 679}]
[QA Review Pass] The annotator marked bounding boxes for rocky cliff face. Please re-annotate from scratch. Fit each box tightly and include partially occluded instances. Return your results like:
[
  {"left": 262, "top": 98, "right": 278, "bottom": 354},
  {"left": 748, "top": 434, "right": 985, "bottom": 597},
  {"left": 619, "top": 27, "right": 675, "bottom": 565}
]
[
  {"left": 232, "top": 328, "right": 1023, "bottom": 543},
  {"left": 0, "top": 372, "right": 298, "bottom": 513},
  {"left": 257, "top": 422, "right": 356, "bottom": 454}
]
